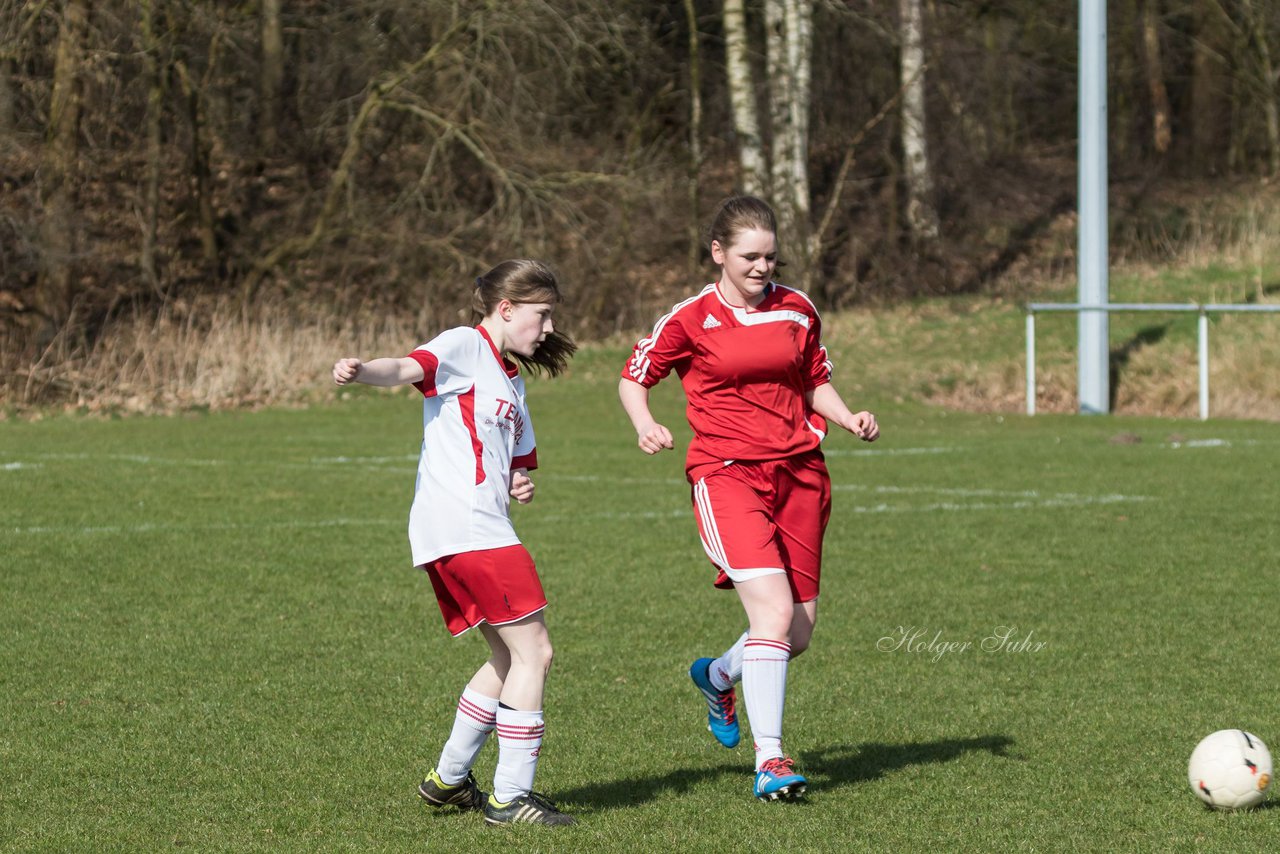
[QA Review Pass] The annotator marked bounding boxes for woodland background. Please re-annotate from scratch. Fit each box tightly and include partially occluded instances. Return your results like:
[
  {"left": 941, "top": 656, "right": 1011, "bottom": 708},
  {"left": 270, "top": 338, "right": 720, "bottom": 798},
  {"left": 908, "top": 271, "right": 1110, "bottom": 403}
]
[{"left": 2, "top": 0, "right": 1279, "bottom": 412}]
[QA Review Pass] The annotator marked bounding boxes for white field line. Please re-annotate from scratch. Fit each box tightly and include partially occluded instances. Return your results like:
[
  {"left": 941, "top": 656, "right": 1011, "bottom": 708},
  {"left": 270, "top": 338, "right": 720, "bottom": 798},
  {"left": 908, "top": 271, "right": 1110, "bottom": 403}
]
[
  {"left": 4, "top": 488, "right": 1148, "bottom": 537},
  {"left": 2, "top": 436, "right": 1255, "bottom": 475},
  {"left": 6, "top": 518, "right": 400, "bottom": 536},
  {"left": 9, "top": 452, "right": 228, "bottom": 466},
  {"left": 823, "top": 446, "right": 959, "bottom": 457}
]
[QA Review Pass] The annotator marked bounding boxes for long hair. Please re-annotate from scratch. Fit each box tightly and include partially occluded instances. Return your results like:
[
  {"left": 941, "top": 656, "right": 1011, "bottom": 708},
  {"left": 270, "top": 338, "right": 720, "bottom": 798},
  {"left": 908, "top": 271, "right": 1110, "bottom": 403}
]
[{"left": 472, "top": 259, "right": 577, "bottom": 377}]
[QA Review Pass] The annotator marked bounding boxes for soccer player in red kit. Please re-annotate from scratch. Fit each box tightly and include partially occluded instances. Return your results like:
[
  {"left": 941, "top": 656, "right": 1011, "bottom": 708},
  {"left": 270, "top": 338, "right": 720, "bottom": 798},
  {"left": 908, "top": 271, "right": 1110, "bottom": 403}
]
[
  {"left": 619, "top": 196, "right": 879, "bottom": 801},
  {"left": 333, "top": 260, "right": 578, "bottom": 827}
]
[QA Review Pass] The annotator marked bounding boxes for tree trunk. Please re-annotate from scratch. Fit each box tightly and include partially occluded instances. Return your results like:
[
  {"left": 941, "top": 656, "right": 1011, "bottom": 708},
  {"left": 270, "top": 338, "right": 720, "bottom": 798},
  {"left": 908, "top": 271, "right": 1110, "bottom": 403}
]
[
  {"left": 683, "top": 0, "right": 703, "bottom": 275},
  {"left": 899, "top": 0, "right": 938, "bottom": 242},
  {"left": 139, "top": 0, "right": 164, "bottom": 293},
  {"left": 1189, "top": 0, "right": 1226, "bottom": 174},
  {"left": 984, "top": 16, "right": 1016, "bottom": 155},
  {"left": 0, "top": 56, "right": 13, "bottom": 148},
  {"left": 723, "top": 0, "right": 765, "bottom": 196},
  {"left": 766, "top": 0, "right": 788, "bottom": 211},
  {"left": 1240, "top": 0, "right": 1280, "bottom": 176},
  {"left": 172, "top": 59, "right": 218, "bottom": 269},
  {"left": 763, "top": 0, "right": 813, "bottom": 280},
  {"left": 259, "top": 0, "right": 283, "bottom": 154},
  {"left": 1140, "top": 0, "right": 1172, "bottom": 155},
  {"left": 36, "top": 0, "right": 90, "bottom": 337},
  {"left": 784, "top": 0, "right": 812, "bottom": 276}
]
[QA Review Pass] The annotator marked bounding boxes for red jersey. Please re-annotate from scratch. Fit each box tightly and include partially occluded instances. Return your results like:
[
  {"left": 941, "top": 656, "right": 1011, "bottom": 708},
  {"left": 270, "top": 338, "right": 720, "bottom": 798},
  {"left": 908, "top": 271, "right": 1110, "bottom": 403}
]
[{"left": 623, "top": 281, "right": 832, "bottom": 477}]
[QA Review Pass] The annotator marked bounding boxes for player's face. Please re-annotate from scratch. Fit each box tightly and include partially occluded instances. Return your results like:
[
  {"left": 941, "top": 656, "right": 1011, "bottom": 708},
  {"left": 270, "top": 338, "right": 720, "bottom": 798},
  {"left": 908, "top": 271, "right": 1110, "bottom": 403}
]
[
  {"left": 503, "top": 301, "right": 556, "bottom": 357},
  {"left": 712, "top": 227, "right": 777, "bottom": 308}
]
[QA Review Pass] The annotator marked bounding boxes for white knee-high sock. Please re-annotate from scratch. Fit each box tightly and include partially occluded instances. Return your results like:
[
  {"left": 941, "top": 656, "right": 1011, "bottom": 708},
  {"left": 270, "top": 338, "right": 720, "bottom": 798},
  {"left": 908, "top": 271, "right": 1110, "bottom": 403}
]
[
  {"left": 436, "top": 688, "right": 498, "bottom": 785},
  {"left": 709, "top": 630, "right": 749, "bottom": 691},
  {"left": 493, "top": 706, "right": 545, "bottom": 803},
  {"left": 742, "top": 637, "right": 791, "bottom": 768}
]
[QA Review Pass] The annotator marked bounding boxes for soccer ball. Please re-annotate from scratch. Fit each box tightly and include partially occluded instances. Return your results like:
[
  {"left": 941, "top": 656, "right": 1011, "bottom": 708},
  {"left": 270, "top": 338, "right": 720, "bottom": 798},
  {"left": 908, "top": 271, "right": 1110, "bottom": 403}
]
[{"left": 1187, "top": 729, "right": 1272, "bottom": 810}]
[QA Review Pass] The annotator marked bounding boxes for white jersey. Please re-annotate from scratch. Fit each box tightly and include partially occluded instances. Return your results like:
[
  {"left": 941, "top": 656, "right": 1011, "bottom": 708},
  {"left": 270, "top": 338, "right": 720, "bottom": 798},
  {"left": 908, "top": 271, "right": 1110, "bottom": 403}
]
[{"left": 404, "top": 326, "right": 537, "bottom": 566}]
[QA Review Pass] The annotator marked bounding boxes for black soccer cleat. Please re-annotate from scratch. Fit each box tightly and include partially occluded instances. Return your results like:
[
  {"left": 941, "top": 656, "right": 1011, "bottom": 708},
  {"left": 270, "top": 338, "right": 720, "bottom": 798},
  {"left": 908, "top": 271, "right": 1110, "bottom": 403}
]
[
  {"left": 417, "top": 769, "right": 487, "bottom": 812},
  {"left": 483, "top": 791, "right": 576, "bottom": 826}
]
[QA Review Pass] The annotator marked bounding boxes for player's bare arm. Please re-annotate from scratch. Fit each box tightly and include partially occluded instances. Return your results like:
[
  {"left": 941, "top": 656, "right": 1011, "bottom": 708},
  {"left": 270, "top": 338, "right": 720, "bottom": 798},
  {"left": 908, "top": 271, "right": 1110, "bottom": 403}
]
[
  {"left": 618, "top": 378, "right": 675, "bottom": 455},
  {"left": 332, "top": 356, "right": 425, "bottom": 387},
  {"left": 807, "top": 382, "right": 879, "bottom": 442}
]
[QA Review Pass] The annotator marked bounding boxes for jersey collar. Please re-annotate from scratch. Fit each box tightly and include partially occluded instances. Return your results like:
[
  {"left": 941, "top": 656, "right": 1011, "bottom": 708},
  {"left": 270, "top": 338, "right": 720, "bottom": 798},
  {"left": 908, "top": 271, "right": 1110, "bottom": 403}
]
[
  {"left": 713, "top": 280, "right": 776, "bottom": 312},
  {"left": 476, "top": 324, "right": 520, "bottom": 378}
]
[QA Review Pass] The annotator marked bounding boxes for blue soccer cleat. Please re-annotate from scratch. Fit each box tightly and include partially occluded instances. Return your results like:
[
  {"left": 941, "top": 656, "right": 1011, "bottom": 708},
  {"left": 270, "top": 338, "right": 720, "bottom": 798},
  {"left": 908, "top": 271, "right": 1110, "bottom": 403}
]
[
  {"left": 689, "top": 657, "right": 740, "bottom": 748},
  {"left": 753, "top": 756, "right": 807, "bottom": 801}
]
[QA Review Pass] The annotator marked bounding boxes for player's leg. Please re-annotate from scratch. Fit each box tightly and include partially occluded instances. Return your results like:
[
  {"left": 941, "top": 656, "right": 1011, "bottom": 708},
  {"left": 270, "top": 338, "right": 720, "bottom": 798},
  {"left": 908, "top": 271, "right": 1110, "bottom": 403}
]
[
  {"left": 418, "top": 640, "right": 505, "bottom": 810},
  {"left": 773, "top": 450, "right": 829, "bottom": 661},
  {"left": 417, "top": 558, "right": 501, "bottom": 812},
  {"left": 691, "top": 468, "right": 778, "bottom": 750},
  {"left": 483, "top": 613, "right": 574, "bottom": 826},
  {"left": 788, "top": 599, "right": 818, "bottom": 656},
  {"left": 734, "top": 573, "right": 807, "bottom": 801},
  {"left": 426, "top": 546, "right": 569, "bottom": 823},
  {"left": 696, "top": 603, "right": 812, "bottom": 687},
  {"left": 690, "top": 629, "right": 748, "bottom": 746}
]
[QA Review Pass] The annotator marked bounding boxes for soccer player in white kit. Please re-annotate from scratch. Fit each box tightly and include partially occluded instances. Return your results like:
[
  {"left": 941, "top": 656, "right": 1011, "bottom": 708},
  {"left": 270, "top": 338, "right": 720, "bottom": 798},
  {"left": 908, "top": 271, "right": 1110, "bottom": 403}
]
[
  {"left": 619, "top": 197, "right": 880, "bottom": 802},
  {"left": 333, "top": 259, "right": 577, "bottom": 827}
]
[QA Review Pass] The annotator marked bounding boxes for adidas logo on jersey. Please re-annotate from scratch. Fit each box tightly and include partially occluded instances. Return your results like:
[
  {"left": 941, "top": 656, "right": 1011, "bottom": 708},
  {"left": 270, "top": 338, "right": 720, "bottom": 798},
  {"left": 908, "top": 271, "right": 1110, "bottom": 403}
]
[{"left": 702, "top": 313, "right": 722, "bottom": 329}]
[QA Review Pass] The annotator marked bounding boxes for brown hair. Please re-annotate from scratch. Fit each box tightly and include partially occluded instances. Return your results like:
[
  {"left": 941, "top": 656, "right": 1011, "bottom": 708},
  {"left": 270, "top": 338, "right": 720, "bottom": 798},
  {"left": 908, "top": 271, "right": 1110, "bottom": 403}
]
[
  {"left": 708, "top": 195, "right": 779, "bottom": 253},
  {"left": 472, "top": 259, "right": 577, "bottom": 377}
]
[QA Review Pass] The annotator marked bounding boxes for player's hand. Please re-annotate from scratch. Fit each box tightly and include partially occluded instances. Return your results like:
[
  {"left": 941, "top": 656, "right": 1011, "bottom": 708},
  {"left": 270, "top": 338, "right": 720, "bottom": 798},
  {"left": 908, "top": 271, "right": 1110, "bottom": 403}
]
[
  {"left": 637, "top": 422, "right": 674, "bottom": 455},
  {"left": 510, "top": 471, "right": 535, "bottom": 504},
  {"left": 333, "top": 358, "right": 362, "bottom": 385},
  {"left": 847, "top": 410, "right": 879, "bottom": 442}
]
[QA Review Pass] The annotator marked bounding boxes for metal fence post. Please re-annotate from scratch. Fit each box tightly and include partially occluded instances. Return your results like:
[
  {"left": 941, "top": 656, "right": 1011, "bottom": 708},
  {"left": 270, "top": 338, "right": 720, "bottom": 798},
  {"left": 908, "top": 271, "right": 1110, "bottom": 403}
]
[
  {"left": 1198, "top": 309, "right": 1209, "bottom": 421},
  {"left": 1026, "top": 310, "right": 1036, "bottom": 416}
]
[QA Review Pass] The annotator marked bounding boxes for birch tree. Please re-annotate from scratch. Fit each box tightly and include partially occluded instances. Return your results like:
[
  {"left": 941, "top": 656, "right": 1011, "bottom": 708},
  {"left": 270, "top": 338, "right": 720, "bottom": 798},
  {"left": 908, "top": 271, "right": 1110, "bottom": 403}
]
[
  {"left": 722, "top": 0, "right": 812, "bottom": 271},
  {"left": 765, "top": 0, "right": 812, "bottom": 266},
  {"left": 899, "top": 0, "right": 938, "bottom": 242},
  {"left": 1140, "top": 0, "right": 1172, "bottom": 155},
  {"left": 723, "top": 0, "right": 765, "bottom": 196}
]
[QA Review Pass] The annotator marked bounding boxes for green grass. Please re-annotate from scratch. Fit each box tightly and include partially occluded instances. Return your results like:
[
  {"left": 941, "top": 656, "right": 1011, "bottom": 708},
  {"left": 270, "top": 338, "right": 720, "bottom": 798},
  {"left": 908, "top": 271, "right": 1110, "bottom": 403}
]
[{"left": 2, "top": 367, "right": 1279, "bottom": 852}]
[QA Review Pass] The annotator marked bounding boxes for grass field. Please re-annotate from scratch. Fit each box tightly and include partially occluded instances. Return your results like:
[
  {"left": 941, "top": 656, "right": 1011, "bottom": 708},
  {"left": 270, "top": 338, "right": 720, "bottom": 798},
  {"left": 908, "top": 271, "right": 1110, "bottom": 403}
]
[{"left": 2, "top": 354, "right": 1278, "bottom": 852}]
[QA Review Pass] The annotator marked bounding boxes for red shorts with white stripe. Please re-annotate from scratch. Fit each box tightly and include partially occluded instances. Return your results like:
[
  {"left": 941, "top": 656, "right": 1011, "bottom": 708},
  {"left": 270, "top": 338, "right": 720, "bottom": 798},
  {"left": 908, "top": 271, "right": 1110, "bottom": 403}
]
[
  {"left": 422, "top": 544, "right": 548, "bottom": 636},
  {"left": 689, "top": 450, "right": 832, "bottom": 603}
]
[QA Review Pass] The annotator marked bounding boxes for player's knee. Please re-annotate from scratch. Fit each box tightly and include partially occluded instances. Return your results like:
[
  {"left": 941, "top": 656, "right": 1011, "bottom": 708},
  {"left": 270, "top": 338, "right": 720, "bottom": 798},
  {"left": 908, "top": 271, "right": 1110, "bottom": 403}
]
[
  {"left": 530, "top": 639, "right": 554, "bottom": 675},
  {"left": 751, "top": 608, "right": 795, "bottom": 643}
]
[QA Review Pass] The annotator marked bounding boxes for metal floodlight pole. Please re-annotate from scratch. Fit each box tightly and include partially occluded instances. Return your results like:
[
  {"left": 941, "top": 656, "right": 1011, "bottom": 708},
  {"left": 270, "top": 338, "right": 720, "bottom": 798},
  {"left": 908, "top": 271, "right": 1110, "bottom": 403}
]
[{"left": 1078, "top": 0, "right": 1110, "bottom": 414}]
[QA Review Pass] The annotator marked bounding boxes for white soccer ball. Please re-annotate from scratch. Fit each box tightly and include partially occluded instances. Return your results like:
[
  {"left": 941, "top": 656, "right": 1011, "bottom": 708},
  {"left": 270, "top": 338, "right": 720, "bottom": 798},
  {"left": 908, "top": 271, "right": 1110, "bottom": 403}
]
[{"left": 1187, "top": 729, "right": 1272, "bottom": 810}]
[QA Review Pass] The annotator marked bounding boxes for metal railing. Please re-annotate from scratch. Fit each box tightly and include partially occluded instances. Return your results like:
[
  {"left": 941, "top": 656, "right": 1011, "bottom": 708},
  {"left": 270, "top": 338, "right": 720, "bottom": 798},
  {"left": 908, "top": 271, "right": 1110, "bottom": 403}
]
[{"left": 1024, "top": 303, "right": 1280, "bottom": 420}]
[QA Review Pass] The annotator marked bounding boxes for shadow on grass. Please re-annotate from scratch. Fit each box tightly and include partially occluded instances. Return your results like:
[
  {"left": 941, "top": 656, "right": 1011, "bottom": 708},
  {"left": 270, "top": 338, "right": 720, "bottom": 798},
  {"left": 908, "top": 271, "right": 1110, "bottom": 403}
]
[
  {"left": 1109, "top": 322, "right": 1172, "bottom": 411},
  {"left": 554, "top": 735, "right": 1015, "bottom": 813},
  {"left": 553, "top": 759, "right": 748, "bottom": 812},
  {"left": 801, "top": 734, "right": 1017, "bottom": 791}
]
